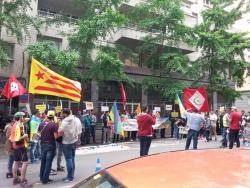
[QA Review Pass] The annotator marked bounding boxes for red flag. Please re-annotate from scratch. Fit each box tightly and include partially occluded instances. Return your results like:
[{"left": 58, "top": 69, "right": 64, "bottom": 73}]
[
  {"left": 1, "top": 74, "right": 27, "bottom": 99},
  {"left": 120, "top": 83, "right": 126, "bottom": 110},
  {"left": 183, "top": 87, "right": 209, "bottom": 112}
]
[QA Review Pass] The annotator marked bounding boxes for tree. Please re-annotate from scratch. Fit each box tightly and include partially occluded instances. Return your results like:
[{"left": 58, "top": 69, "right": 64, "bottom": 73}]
[
  {"left": 69, "top": 0, "right": 132, "bottom": 85},
  {"left": 190, "top": 0, "right": 250, "bottom": 103},
  {"left": 27, "top": 41, "right": 80, "bottom": 79},
  {"left": 128, "top": 0, "right": 192, "bottom": 100},
  {"left": 0, "top": 0, "right": 39, "bottom": 66}
]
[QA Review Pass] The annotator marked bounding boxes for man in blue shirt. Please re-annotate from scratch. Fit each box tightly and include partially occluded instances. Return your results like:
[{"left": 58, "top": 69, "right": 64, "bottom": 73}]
[{"left": 184, "top": 109, "right": 205, "bottom": 150}]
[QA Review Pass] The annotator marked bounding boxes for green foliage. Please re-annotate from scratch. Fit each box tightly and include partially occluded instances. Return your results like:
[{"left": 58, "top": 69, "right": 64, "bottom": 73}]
[
  {"left": 0, "top": 0, "right": 40, "bottom": 66},
  {"left": 190, "top": 0, "right": 250, "bottom": 102},
  {"left": 142, "top": 77, "right": 190, "bottom": 100},
  {"left": 88, "top": 47, "right": 133, "bottom": 84},
  {"left": 27, "top": 41, "right": 79, "bottom": 79},
  {"left": 69, "top": 0, "right": 130, "bottom": 84},
  {"left": 129, "top": 0, "right": 191, "bottom": 99}
]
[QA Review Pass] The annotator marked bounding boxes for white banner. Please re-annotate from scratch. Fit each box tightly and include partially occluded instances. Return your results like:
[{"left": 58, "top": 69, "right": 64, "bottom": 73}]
[{"left": 121, "top": 117, "right": 170, "bottom": 131}]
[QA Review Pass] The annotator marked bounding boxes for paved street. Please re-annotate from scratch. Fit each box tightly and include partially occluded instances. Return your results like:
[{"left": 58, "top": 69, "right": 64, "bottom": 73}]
[{"left": 0, "top": 138, "right": 222, "bottom": 188}]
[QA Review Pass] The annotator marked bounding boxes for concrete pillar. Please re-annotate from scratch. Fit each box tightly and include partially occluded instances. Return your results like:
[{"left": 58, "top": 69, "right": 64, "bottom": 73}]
[
  {"left": 141, "top": 88, "right": 148, "bottom": 107},
  {"left": 91, "top": 80, "right": 99, "bottom": 113},
  {"left": 213, "top": 91, "right": 218, "bottom": 111}
]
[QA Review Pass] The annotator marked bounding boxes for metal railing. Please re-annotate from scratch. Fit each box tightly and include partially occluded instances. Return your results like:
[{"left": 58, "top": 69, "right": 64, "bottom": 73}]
[{"left": 38, "top": 10, "right": 78, "bottom": 23}]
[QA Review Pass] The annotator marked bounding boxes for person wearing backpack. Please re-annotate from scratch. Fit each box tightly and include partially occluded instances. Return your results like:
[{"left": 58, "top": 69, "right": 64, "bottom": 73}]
[
  {"left": 38, "top": 110, "right": 58, "bottom": 184},
  {"left": 10, "top": 112, "right": 29, "bottom": 187}
]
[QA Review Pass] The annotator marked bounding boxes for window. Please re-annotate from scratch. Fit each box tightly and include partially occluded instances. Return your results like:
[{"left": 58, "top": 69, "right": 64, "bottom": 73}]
[
  {"left": 37, "top": 35, "right": 62, "bottom": 49},
  {"left": 1, "top": 42, "right": 14, "bottom": 60},
  {"left": 203, "top": 0, "right": 211, "bottom": 6}
]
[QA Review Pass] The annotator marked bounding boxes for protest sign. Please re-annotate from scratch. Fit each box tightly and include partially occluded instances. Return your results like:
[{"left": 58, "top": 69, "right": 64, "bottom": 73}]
[{"left": 35, "top": 104, "right": 46, "bottom": 113}]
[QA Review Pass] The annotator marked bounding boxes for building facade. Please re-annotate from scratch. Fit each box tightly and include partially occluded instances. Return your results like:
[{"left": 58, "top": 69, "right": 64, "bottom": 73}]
[{"left": 0, "top": 0, "right": 246, "bottom": 114}]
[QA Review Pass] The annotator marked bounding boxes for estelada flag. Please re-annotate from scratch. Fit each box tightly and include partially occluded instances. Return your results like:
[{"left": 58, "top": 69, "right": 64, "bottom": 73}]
[
  {"left": 2, "top": 74, "right": 27, "bottom": 99},
  {"left": 183, "top": 87, "right": 209, "bottom": 112},
  {"left": 29, "top": 58, "right": 81, "bottom": 102},
  {"left": 120, "top": 83, "right": 126, "bottom": 110}
]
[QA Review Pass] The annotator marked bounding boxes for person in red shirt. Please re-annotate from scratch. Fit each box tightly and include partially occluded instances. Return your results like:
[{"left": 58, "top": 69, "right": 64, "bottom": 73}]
[
  {"left": 229, "top": 106, "right": 241, "bottom": 149},
  {"left": 137, "top": 106, "right": 156, "bottom": 156}
]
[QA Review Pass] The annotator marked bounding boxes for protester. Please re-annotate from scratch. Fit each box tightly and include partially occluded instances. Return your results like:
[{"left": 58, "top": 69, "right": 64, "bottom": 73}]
[
  {"left": 173, "top": 118, "right": 181, "bottom": 140},
  {"left": 10, "top": 112, "right": 30, "bottom": 187},
  {"left": 58, "top": 108, "right": 82, "bottom": 183},
  {"left": 102, "top": 111, "right": 112, "bottom": 144},
  {"left": 204, "top": 114, "right": 211, "bottom": 142},
  {"left": 221, "top": 109, "right": 230, "bottom": 148},
  {"left": 209, "top": 111, "right": 218, "bottom": 141},
  {"left": 83, "top": 112, "right": 92, "bottom": 144},
  {"left": 229, "top": 107, "right": 241, "bottom": 149},
  {"left": 54, "top": 112, "right": 65, "bottom": 172},
  {"left": 185, "top": 109, "right": 205, "bottom": 150},
  {"left": 90, "top": 110, "right": 97, "bottom": 143},
  {"left": 29, "top": 110, "right": 41, "bottom": 164},
  {"left": 4, "top": 115, "right": 14, "bottom": 178},
  {"left": 0, "top": 112, "right": 5, "bottom": 145},
  {"left": 137, "top": 106, "right": 156, "bottom": 156},
  {"left": 38, "top": 110, "right": 58, "bottom": 184}
]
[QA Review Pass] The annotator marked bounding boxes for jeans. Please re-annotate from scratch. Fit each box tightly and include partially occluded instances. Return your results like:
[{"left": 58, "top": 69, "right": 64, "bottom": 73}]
[
  {"left": 84, "top": 127, "right": 91, "bottom": 144},
  {"left": 91, "top": 126, "right": 96, "bottom": 143},
  {"left": 205, "top": 130, "right": 210, "bottom": 142},
  {"left": 140, "top": 136, "right": 152, "bottom": 156},
  {"left": 229, "top": 129, "right": 240, "bottom": 149},
  {"left": 102, "top": 127, "right": 111, "bottom": 143},
  {"left": 30, "top": 141, "right": 39, "bottom": 162},
  {"left": 222, "top": 127, "right": 229, "bottom": 147},
  {"left": 8, "top": 154, "right": 14, "bottom": 173},
  {"left": 40, "top": 143, "right": 56, "bottom": 183},
  {"left": 174, "top": 124, "right": 179, "bottom": 140},
  {"left": 56, "top": 142, "right": 63, "bottom": 169},
  {"left": 185, "top": 129, "right": 199, "bottom": 150},
  {"left": 62, "top": 142, "right": 77, "bottom": 181}
]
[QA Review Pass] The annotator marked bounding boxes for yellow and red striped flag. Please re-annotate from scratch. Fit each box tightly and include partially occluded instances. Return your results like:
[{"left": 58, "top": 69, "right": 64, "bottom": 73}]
[{"left": 29, "top": 58, "right": 81, "bottom": 102}]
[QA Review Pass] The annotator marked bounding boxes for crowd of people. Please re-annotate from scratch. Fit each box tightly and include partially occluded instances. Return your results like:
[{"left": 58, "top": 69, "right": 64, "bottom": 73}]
[
  {"left": 0, "top": 105, "right": 249, "bottom": 187},
  {"left": 171, "top": 106, "right": 248, "bottom": 151},
  {"left": 1, "top": 108, "right": 82, "bottom": 187}
]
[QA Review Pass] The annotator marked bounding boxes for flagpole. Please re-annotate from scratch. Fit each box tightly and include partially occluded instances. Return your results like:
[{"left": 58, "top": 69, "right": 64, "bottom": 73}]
[{"left": 9, "top": 98, "right": 12, "bottom": 115}]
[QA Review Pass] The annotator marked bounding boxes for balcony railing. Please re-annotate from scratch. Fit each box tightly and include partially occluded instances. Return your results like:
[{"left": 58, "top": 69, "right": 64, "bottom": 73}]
[{"left": 38, "top": 10, "right": 78, "bottom": 23}]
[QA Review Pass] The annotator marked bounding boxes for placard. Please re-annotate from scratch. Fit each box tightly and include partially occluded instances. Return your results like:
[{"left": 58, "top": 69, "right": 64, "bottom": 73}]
[
  {"left": 55, "top": 106, "right": 62, "bottom": 113},
  {"left": 85, "top": 102, "right": 94, "bottom": 110},
  {"left": 35, "top": 104, "right": 46, "bottom": 114},
  {"left": 166, "top": 105, "right": 172, "bottom": 111},
  {"left": 154, "top": 107, "right": 161, "bottom": 112},
  {"left": 171, "top": 112, "right": 179, "bottom": 118},
  {"left": 25, "top": 104, "right": 32, "bottom": 116},
  {"left": 101, "top": 106, "right": 109, "bottom": 112}
]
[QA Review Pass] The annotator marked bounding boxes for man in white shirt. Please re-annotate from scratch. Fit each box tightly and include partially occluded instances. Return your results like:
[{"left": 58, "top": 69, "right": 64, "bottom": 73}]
[
  {"left": 184, "top": 109, "right": 205, "bottom": 150},
  {"left": 58, "top": 109, "right": 82, "bottom": 183}
]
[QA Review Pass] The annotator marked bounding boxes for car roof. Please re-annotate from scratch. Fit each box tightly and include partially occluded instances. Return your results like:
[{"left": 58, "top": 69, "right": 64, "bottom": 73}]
[{"left": 106, "top": 148, "right": 250, "bottom": 188}]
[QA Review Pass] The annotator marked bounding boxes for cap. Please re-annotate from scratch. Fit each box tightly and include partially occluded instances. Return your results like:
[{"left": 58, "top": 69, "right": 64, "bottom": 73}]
[
  {"left": 47, "top": 110, "right": 55, "bottom": 117},
  {"left": 14, "top": 112, "right": 25, "bottom": 118},
  {"left": 231, "top": 106, "right": 237, "bottom": 110}
]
